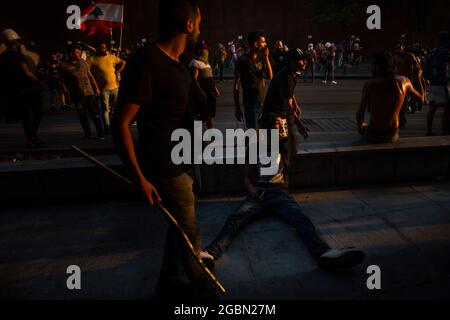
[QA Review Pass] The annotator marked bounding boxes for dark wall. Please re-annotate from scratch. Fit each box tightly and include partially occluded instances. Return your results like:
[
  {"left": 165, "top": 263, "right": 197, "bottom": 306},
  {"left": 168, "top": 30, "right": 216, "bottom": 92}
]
[{"left": 1, "top": 0, "right": 449, "bottom": 59}]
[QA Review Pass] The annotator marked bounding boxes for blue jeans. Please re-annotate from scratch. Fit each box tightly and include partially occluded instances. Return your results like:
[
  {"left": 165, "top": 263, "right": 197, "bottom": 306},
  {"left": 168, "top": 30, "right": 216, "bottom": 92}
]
[
  {"left": 73, "top": 95, "right": 104, "bottom": 138},
  {"left": 303, "top": 64, "right": 315, "bottom": 82},
  {"left": 243, "top": 103, "right": 261, "bottom": 129},
  {"left": 101, "top": 88, "right": 119, "bottom": 129},
  {"left": 324, "top": 61, "right": 335, "bottom": 82},
  {"left": 205, "top": 188, "right": 330, "bottom": 260}
]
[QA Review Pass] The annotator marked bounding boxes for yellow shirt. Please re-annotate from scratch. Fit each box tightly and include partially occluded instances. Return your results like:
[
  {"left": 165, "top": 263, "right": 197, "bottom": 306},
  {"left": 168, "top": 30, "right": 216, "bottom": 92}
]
[{"left": 88, "top": 54, "right": 121, "bottom": 91}]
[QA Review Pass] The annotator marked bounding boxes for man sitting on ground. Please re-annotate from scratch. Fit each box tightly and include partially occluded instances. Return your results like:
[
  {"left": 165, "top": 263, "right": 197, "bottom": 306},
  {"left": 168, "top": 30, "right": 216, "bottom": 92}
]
[{"left": 201, "top": 112, "right": 365, "bottom": 271}]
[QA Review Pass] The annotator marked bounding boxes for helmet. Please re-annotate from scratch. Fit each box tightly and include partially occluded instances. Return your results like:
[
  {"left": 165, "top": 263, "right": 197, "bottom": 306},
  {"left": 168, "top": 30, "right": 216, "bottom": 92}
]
[{"left": 1, "top": 29, "right": 21, "bottom": 42}]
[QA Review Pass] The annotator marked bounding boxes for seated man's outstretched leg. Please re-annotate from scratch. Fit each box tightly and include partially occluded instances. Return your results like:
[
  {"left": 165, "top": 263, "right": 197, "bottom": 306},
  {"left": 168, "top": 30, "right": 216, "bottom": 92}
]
[
  {"left": 203, "top": 196, "right": 265, "bottom": 267},
  {"left": 272, "top": 191, "right": 365, "bottom": 270}
]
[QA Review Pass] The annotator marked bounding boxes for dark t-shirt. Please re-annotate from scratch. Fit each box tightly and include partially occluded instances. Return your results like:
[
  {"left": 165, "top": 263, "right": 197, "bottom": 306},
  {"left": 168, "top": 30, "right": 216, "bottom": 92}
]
[
  {"left": 262, "top": 66, "right": 296, "bottom": 115},
  {"left": 271, "top": 51, "right": 287, "bottom": 75},
  {"left": 425, "top": 45, "right": 450, "bottom": 86},
  {"left": 0, "top": 50, "right": 32, "bottom": 94},
  {"left": 235, "top": 52, "right": 267, "bottom": 105},
  {"left": 118, "top": 43, "right": 193, "bottom": 181}
]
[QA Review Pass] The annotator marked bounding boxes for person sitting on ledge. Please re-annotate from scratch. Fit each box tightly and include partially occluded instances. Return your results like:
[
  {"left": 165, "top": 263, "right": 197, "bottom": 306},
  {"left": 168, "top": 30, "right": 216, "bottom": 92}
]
[
  {"left": 200, "top": 112, "right": 365, "bottom": 271},
  {"left": 357, "top": 50, "right": 425, "bottom": 143}
]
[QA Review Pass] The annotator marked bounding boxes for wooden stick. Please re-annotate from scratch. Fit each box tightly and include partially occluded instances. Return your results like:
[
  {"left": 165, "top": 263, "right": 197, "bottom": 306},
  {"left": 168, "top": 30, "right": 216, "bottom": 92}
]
[{"left": 72, "top": 145, "right": 226, "bottom": 294}]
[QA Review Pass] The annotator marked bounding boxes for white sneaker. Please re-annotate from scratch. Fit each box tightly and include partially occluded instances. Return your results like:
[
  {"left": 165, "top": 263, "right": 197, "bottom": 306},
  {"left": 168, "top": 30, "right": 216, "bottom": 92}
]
[
  {"left": 317, "top": 248, "right": 365, "bottom": 270},
  {"left": 322, "top": 80, "right": 327, "bottom": 84},
  {"left": 331, "top": 81, "right": 338, "bottom": 85}
]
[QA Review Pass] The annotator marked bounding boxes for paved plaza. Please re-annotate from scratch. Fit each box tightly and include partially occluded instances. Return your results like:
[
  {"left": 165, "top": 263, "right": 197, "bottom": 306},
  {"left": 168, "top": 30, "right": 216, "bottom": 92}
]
[{"left": 1, "top": 182, "right": 449, "bottom": 299}]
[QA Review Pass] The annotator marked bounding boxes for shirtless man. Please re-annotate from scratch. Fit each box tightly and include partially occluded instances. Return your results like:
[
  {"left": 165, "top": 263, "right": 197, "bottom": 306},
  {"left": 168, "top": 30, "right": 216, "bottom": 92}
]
[
  {"left": 357, "top": 50, "right": 425, "bottom": 143},
  {"left": 393, "top": 41, "right": 424, "bottom": 127}
]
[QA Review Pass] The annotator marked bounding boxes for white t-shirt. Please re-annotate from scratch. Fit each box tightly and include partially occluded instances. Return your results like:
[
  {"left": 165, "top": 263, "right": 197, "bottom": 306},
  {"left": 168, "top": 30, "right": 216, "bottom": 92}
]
[{"left": 189, "top": 59, "right": 213, "bottom": 79}]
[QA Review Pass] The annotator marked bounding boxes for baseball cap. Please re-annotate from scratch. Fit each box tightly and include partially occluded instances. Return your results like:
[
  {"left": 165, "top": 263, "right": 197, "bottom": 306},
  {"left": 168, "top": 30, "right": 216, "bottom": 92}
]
[{"left": 2, "top": 29, "right": 21, "bottom": 42}]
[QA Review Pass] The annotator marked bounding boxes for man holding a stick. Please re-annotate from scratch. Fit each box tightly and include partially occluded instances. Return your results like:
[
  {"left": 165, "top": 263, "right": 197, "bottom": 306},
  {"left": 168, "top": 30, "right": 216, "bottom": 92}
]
[{"left": 113, "top": 0, "right": 218, "bottom": 300}]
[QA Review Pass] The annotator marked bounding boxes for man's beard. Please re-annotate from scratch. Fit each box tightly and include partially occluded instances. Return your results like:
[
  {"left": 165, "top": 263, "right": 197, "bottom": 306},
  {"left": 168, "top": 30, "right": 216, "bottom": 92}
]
[{"left": 186, "top": 32, "right": 198, "bottom": 52}]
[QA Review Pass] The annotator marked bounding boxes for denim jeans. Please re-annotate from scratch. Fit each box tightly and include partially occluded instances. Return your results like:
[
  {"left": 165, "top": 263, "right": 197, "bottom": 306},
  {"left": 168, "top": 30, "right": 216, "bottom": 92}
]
[
  {"left": 73, "top": 95, "right": 104, "bottom": 138},
  {"left": 154, "top": 172, "right": 213, "bottom": 292},
  {"left": 101, "top": 88, "right": 119, "bottom": 129},
  {"left": 18, "top": 86, "right": 43, "bottom": 140},
  {"left": 303, "top": 64, "right": 315, "bottom": 82},
  {"left": 243, "top": 103, "right": 261, "bottom": 129},
  {"left": 324, "top": 61, "right": 335, "bottom": 82},
  {"left": 205, "top": 188, "right": 331, "bottom": 261}
]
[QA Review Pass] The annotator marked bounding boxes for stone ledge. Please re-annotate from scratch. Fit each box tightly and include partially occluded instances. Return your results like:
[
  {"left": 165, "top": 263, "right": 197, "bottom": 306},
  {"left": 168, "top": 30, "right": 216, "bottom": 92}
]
[{"left": 1, "top": 136, "right": 449, "bottom": 204}]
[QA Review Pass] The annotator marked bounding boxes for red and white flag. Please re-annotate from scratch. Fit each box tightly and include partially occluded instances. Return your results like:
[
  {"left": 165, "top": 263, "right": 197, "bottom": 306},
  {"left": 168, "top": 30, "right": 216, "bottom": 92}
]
[{"left": 81, "top": 0, "right": 123, "bottom": 36}]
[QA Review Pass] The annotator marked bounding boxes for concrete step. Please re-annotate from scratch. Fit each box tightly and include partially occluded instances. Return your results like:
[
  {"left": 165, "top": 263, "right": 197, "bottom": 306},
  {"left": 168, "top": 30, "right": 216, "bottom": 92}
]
[{"left": 1, "top": 136, "right": 449, "bottom": 205}]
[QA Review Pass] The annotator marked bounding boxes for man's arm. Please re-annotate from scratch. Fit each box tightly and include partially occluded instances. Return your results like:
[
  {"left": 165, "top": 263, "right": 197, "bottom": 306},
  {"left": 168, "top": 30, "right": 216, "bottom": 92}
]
[
  {"left": 405, "top": 78, "right": 425, "bottom": 104},
  {"left": 112, "top": 103, "right": 161, "bottom": 206},
  {"left": 19, "top": 62, "right": 38, "bottom": 82},
  {"left": 263, "top": 47, "right": 273, "bottom": 80},
  {"left": 191, "top": 67, "right": 207, "bottom": 101},
  {"left": 234, "top": 71, "right": 243, "bottom": 121},
  {"left": 115, "top": 57, "right": 126, "bottom": 73},
  {"left": 87, "top": 70, "right": 100, "bottom": 96},
  {"left": 356, "top": 82, "right": 369, "bottom": 133}
]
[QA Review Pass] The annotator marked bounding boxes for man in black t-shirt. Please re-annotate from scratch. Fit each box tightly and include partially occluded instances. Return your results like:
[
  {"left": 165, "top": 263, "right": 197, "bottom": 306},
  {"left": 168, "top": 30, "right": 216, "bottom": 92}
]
[
  {"left": 262, "top": 49, "right": 308, "bottom": 117},
  {"left": 113, "top": 0, "right": 217, "bottom": 299},
  {"left": 234, "top": 31, "right": 273, "bottom": 129}
]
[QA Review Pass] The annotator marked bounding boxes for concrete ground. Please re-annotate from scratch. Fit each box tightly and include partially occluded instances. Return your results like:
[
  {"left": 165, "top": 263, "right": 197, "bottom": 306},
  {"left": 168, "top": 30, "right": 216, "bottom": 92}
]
[{"left": 1, "top": 181, "right": 449, "bottom": 300}]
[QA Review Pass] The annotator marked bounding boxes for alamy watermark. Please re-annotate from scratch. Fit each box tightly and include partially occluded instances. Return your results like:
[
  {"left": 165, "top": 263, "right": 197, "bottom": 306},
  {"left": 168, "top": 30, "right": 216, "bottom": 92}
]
[{"left": 171, "top": 121, "right": 280, "bottom": 176}]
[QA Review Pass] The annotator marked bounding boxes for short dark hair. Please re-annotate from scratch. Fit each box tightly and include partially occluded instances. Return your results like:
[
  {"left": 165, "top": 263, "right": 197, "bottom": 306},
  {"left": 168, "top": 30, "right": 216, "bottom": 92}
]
[
  {"left": 373, "top": 50, "right": 394, "bottom": 77},
  {"left": 158, "top": 0, "right": 199, "bottom": 40},
  {"left": 247, "top": 31, "right": 265, "bottom": 46},
  {"left": 96, "top": 40, "right": 108, "bottom": 48}
]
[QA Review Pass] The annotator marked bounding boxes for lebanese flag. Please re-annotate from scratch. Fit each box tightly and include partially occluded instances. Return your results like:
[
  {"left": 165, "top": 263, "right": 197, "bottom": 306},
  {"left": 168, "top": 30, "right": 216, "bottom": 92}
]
[{"left": 81, "top": 0, "right": 123, "bottom": 36}]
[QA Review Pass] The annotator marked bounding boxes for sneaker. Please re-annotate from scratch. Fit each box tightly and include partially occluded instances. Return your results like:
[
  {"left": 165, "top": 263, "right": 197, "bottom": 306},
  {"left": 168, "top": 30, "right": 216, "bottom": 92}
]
[
  {"left": 331, "top": 81, "right": 338, "bottom": 85},
  {"left": 322, "top": 80, "right": 327, "bottom": 84},
  {"left": 199, "top": 250, "right": 215, "bottom": 270},
  {"left": 62, "top": 104, "right": 71, "bottom": 110},
  {"left": 317, "top": 248, "right": 365, "bottom": 270}
]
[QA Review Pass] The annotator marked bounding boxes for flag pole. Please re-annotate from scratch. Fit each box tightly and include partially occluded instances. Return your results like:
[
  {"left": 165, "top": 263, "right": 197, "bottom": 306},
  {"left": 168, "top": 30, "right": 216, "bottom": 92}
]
[{"left": 119, "top": 0, "right": 124, "bottom": 51}]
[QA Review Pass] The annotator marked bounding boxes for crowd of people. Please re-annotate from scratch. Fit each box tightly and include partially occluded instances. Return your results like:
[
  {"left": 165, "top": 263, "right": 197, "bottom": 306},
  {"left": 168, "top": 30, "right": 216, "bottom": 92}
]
[
  {"left": 0, "top": 0, "right": 449, "bottom": 301},
  {"left": 0, "top": 25, "right": 448, "bottom": 148}
]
